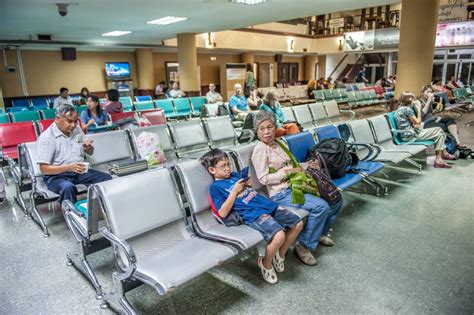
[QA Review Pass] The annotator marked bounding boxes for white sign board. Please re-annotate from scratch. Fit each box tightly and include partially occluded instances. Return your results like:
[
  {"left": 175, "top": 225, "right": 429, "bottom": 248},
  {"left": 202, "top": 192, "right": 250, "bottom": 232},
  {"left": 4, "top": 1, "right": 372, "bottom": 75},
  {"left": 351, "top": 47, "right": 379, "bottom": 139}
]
[
  {"left": 438, "top": 0, "right": 468, "bottom": 23},
  {"left": 329, "top": 18, "right": 345, "bottom": 29}
]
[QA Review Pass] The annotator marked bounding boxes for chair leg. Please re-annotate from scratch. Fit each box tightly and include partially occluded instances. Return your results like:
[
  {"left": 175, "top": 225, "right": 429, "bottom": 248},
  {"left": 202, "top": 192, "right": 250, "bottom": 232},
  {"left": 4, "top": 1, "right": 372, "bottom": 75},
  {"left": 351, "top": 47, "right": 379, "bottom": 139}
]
[
  {"left": 67, "top": 246, "right": 104, "bottom": 300},
  {"left": 29, "top": 200, "right": 50, "bottom": 237},
  {"left": 405, "top": 158, "right": 422, "bottom": 174},
  {"left": 105, "top": 275, "right": 137, "bottom": 315},
  {"left": 14, "top": 185, "right": 29, "bottom": 217}
]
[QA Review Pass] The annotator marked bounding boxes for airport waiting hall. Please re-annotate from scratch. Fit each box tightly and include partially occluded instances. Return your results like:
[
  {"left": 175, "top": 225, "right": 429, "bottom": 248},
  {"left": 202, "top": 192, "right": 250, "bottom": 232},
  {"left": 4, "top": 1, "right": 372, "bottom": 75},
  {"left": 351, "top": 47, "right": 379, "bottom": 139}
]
[{"left": 1, "top": 0, "right": 473, "bottom": 314}]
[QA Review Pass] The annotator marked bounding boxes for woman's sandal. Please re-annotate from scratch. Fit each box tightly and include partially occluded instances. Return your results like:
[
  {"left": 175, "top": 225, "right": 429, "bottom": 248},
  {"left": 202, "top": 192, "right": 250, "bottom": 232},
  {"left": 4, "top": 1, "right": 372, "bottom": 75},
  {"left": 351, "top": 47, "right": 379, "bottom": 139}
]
[
  {"left": 257, "top": 257, "right": 278, "bottom": 284},
  {"left": 294, "top": 244, "right": 318, "bottom": 266},
  {"left": 272, "top": 251, "right": 285, "bottom": 273}
]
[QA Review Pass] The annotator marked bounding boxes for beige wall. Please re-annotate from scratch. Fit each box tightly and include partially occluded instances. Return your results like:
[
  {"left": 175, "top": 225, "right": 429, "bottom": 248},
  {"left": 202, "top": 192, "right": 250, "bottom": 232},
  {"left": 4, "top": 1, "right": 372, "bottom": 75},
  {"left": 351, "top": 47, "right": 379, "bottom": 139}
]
[{"left": 0, "top": 50, "right": 138, "bottom": 98}]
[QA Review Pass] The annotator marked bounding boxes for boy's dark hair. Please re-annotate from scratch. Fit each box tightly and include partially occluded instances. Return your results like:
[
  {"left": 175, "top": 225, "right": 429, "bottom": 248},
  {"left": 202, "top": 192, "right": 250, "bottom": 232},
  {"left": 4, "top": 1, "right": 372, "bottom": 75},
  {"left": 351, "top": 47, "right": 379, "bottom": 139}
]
[
  {"left": 60, "top": 87, "right": 68, "bottom": 93},
  {"left": 106, "top": 89, "right": 120, "bottom": 102},
  {"left": 200, "top": 149, "right": 229, "bottom": 173}
]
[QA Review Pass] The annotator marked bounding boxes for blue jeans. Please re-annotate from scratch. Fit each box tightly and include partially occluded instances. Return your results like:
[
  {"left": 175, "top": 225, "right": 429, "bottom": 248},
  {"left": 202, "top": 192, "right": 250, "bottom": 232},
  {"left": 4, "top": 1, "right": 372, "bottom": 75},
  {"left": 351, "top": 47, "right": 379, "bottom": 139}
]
[
  {"left": 248, "top": 206, "right": 302, "bottom": 241},
  {"left": 44, "top": 170, "right": 112, "bottom": 203},
  {"left": 271, "top": 188, "right": 343, "bottom": 251}
]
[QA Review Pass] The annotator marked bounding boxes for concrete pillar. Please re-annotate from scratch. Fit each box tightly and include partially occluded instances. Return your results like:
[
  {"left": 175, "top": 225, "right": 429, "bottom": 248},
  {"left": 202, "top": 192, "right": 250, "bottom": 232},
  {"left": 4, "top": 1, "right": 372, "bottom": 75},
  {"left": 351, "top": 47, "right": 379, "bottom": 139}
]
[
  {"left": 177, "top": 33, "right": 199, "bottom": 92},
  {"left": 304, "top": 55, "right": 318, "bottom": 81},
  {"left": 241, "top": 53, "right": 254, "bottom": 65},
  {"left": 395, "top": 0, "right": 440, "bottom": 97},
  {"left": 318, "top": 55, "right": 327, "bottom": 79},
  {"left": 136, "top": 48, "right": 154, "bottom": 90}
]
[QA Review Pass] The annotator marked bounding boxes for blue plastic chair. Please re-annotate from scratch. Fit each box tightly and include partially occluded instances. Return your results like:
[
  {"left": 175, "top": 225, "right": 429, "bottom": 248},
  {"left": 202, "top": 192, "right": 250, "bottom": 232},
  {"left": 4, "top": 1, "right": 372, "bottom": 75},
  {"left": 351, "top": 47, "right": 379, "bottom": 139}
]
[
  {"left": 0, "top": 113, "right": 10, "bottom": 124},
  {"left": 7, "top": 107, "right": 29, "bottom": 113},
  {"left": 189, "top": 97, "right": 206, "bottom": 116},
  {"left": 135, "top": 95, "right": 152, "bottom": 102},
  {"left": 172, "top": 98, "right": 192, "bottom": 117},
  {"left": 31, "top": 97, "right": 49, "bottom": 108},
  {"left": 11, "top": 99, "right": 31, "bottom": 108},
  {"left": 41, "top": 108, "right": 56, "bottom": 120},
  {"left": 33, "top": 105, "right": 49, "bottom": 111},
  {"left": 155, "top": 99, "right": 178, "bottom": 119},
  {"left": 10, "top": 110, "right": 41, "bottom": 122},
  {"left": 134, "top": 101, "right": 155, "bottom": 111},
  {"left": 119, "top": 97, "right": 134, "bottom": 112}
]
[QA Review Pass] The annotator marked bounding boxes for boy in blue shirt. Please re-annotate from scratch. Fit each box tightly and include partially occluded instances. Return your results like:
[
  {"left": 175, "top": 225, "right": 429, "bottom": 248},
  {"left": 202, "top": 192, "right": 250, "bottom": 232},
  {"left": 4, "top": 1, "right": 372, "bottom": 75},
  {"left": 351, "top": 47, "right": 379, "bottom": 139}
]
[{"left": 200, "top": 149, "right": 303, "bottom": 284}]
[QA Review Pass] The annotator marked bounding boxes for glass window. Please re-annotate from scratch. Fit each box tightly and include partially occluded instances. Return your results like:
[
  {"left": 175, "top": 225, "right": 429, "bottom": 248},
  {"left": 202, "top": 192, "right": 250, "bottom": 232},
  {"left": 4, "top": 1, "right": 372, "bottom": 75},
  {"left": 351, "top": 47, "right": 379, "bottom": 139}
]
[
  {"left": 460, "top": 54, "right": 472, "bottom": 59},
  {"left": 432, "top": 64, "right": 444, "bottom": 81},
  {"left": 447, "top": 54, "right": 458, "bottom": 59}
]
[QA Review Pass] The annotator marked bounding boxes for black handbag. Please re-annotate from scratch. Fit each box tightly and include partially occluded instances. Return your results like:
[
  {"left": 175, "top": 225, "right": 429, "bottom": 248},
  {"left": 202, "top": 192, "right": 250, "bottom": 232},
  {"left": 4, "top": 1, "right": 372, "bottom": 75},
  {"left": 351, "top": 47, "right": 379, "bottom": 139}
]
[{"left": 306, "top": 152, "right": 342, "bottom": 205}]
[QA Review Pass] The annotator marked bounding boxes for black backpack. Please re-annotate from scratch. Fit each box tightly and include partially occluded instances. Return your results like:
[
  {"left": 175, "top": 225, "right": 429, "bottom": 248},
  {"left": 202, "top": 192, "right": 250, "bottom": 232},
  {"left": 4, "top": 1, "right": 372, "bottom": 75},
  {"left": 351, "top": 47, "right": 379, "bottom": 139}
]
[{"left": 307, "top": 138, "right": 358, "bottom": 179}]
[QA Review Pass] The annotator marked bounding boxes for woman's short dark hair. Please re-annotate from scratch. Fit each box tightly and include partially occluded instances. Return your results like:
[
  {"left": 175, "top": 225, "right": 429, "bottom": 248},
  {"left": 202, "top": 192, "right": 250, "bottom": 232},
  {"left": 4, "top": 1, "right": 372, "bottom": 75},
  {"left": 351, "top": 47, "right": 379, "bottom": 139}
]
[
  {"left": 87, "top": 94, "right": 103, "bottom": 116},
  {"left": 200, "top": 148, "right": 229, "bottom": 171},
  {"left": 106, "top": 89, "right": 120, "bottom": 102}
]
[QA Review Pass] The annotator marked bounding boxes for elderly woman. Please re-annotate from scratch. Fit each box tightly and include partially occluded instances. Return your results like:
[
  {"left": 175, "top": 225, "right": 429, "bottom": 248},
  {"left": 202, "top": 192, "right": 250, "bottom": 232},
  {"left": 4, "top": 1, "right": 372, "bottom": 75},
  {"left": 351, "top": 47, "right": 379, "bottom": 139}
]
[
  {"left": 251, "top": 110, "right": 343, "bottom": 266},
  {"left": 260, "top": 91, "right": 300, "bottom": 138},
  {"left": 394, "top": 92, "right": 454, "bottom": 168}
]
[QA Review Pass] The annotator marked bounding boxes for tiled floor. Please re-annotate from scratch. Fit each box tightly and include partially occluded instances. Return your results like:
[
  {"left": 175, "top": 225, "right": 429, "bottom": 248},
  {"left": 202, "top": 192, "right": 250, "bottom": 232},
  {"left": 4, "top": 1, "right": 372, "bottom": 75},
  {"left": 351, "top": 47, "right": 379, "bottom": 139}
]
[{"left": 1, "top": 109, "right": 473, "bottom": 314}]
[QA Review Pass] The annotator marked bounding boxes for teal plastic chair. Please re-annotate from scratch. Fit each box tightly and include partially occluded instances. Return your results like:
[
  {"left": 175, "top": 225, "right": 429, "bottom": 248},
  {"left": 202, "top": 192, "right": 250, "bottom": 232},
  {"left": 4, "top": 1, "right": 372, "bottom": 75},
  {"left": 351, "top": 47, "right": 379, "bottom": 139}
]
[
  {"left": 386, "top": 112, "right": 434, "bottom": 146},
  {"left": 155, "top": 99, "right": 178, "bottom": 119},
  {"left": 315, "top": 90, "right": 325, "bottom": 101},
  {"left": 189, "top": 97, "right": 206, "bottom": 116},
  {"left": 76, "top": 106, "right": 88, "bottom": 116},
  {"left": 119, "top": 97, "right": 134, "bottom": 112},
  {"left": 41, "top": 108, "right": 56, "bottom": 120},
  {"left": 134, "top": 101, "right": 155, "bottom": 111},
  {"left": 323, "top": 89, "right": 334, "bottom": 100},
  {"left": 0, "top": 113, "right": 10, "bottom": 124},
  {"left": 0, "top": 108, "right": 5, "bottom": 114},
  {"left": 10, "top": 110, "right": 40, "bottom": 122},
  {"left": 172, "top": 98, "right": 192, "bottom": 117}
]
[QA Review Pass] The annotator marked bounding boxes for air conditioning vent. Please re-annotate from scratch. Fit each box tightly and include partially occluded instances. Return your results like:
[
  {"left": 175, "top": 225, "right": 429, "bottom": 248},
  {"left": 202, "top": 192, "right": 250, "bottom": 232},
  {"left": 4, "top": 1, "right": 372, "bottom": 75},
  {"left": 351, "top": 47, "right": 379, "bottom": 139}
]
[{"left": 37, "top": 34, "right": 53, "bottom": 41}]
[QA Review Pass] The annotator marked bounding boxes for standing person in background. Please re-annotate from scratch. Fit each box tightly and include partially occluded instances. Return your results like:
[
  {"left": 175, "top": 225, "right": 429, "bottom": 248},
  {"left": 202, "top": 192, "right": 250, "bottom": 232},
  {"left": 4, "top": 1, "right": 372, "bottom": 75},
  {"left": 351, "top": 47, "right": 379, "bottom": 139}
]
[
  {"left": 103, "top": 89, "right": 123, "bottom": 114},
  {"left": 307, "top": 79, "right": 317, "bottom": 99},
  {"left": 53, "top": 87, "right": 73, "bottom": 108},
  {"left": 167, "top": 81, "right": 186, "bottom": 98},
  {"left": 244, "top": 63, "right": 255, "bottom": 97},
  {"left": 355, "top": 67, "right": 369, "bottom": 83},
  {"left": 78, "top": 87, "right": 90, "bottom": 105},
  {"left": 206, "top": 83, "right": 224, "bottom": 104}
]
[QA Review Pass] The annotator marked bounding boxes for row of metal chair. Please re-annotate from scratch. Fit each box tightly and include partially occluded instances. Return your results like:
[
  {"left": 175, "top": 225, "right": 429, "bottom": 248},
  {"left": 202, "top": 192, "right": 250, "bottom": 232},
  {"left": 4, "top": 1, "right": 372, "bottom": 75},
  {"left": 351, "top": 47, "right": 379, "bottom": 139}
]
[
  {"left": 452, "top": 87, "right": 474, "bottom": 105},
  {"left": 313, "top": 89, "right": 385, "bottom": 108},
  {"left": 9, "top": 116, "right": 254, "bottom": 236}
]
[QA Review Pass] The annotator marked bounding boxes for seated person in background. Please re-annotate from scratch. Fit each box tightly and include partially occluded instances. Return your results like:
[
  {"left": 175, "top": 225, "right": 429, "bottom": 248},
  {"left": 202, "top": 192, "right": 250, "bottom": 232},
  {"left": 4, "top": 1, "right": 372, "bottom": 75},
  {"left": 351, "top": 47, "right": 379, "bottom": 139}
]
[
  {"left": 394, "top": 92, "right": 454, "bottom": 169},
  {"left": 78, "top": 87, "right": 90, "bottom": 105},
  {"left": 103, "top": 89, "right": 123, "bottom": 114},
  {"left": 307, "top": 79, "right": 316, "bottom": 99},
  {"left": 37, "top": 104, "right": 112, "bottom": 204},
  {"left": 324, "top": 77, "right": 333, "bottom": 90},
  {"left": 154, "top": 81, "right": 166, "bottom": 98},
  {"left": 260, "top": 91, "right": 300, "bottom": 137},
  {"left": 334, "top": 78, "right": 347, "bottom": 89},
  {"left": 53, "top": 87, "right": 73, "bottom": 108},
  {"left": 247, "top": 88, "right": 263, "bottom": 110},
  {"left": 316, "top": 78, "right": 325, "bottom": 90},
  {"left": 446, "top": 75, "right": 461, "bottom": 91},
  {"left": 167, "top": 81, "right": 186, "bottom": 98},
  {"left": 80, "top": 95, "right": 110, "bottom": 133},
  {"left": 431, "top": 79, "right": 447, "bottom": 94},
  {"left": 414, "top": 85, "right": 466, "bottom": 149},
  {"left": 229, "top": 83, "right": 250, "bottom": 120},
  {"left": 206, "top": 83, "right": 223, "bottom": 104},
  {"left": 201, "top": 148, "right": 304, "bottom": 284}
]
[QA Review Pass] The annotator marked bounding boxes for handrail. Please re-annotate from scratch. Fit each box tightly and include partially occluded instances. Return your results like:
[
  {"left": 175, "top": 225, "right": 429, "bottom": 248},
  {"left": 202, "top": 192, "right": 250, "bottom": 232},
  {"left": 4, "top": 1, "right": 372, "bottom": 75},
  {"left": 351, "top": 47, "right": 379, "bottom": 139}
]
[
  {"left": 328, "top": 54, "right": 349, "bottom": 79},
  {"left": 345, "top": 54, "right": 365, "bottom": 79}
]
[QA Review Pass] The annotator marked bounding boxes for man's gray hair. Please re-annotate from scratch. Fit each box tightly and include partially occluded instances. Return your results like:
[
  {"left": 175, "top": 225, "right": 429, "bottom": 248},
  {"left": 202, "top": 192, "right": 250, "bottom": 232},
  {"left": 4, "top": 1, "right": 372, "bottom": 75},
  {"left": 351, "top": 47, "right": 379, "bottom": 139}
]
[
  {"left": 254, "top": 110, "right": 276, "bottom": 129},
  {"left": 56, "top": 103, "right": 77, "bottom": 117}
]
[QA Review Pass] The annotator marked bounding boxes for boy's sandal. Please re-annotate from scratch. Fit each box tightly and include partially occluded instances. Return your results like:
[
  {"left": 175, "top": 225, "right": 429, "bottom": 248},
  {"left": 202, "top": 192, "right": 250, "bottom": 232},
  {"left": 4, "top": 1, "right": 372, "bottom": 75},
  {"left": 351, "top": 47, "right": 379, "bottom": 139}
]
[
  {"left": 257, "top": 257, "right": 278, "bottom": 284},
  {"left": 294, "top": 244, "right": 318, "bottom": 266},
  {"left": 319, "top": 235, "right": 335, "bottom": 246},
  {"left": 272, "top": 251, "right": 285, "bottom": 273}
]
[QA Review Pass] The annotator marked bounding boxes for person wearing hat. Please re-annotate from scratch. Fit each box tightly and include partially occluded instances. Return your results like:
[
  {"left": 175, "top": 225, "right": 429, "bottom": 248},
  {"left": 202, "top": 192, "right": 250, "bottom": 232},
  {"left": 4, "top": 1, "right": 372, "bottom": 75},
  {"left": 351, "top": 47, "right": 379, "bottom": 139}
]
[
  {"left": 251, "top": 110, "right": 343, "bottom": 266},
  {"left": 394, "top": 92, "right": 454, "bottom": 168}
]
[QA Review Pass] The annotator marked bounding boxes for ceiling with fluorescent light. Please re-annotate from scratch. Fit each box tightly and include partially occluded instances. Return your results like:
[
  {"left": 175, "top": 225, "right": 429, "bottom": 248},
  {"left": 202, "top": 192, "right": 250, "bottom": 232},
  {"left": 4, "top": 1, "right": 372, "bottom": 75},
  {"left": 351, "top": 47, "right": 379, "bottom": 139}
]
[{"left": 0, "top": 0, "right": 400, "bottom": 47}]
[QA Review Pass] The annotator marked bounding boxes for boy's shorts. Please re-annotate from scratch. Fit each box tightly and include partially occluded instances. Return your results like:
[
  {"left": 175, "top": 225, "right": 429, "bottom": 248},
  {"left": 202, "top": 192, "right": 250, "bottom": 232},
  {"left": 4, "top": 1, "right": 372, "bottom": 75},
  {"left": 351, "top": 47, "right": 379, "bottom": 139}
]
[{"left": 248, "top": 206, "right": 302, "bottom": 241}]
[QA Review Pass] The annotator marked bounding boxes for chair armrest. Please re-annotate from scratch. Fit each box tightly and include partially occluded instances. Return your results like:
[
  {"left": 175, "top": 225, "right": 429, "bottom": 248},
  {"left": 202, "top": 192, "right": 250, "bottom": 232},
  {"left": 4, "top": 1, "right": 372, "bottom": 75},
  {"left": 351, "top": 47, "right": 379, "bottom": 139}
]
[
  {"left": 390, "top": 128, "right": 416, "bottom": 137},
  {"left": 340, "top": 109, "right": 356, "bottom": 120},
  {"left": 347, "top": 142, "right": 381, "bottom": 161},
  {"left": 63, "top": 200, "right": 88, "bottom": 241},
  {"left": 99, "top": 227, "right": 137, "bottom": 280},
  {"left": 237, "top": 129, "right": 255, "bottom": 143}
]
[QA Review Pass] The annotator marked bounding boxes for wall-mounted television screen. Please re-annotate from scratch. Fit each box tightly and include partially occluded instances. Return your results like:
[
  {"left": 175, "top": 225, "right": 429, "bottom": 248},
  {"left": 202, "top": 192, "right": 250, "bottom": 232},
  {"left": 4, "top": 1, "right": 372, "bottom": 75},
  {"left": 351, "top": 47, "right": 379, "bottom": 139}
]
[{"left": 105, "top": 62, "right": 131, "bottom": 79}]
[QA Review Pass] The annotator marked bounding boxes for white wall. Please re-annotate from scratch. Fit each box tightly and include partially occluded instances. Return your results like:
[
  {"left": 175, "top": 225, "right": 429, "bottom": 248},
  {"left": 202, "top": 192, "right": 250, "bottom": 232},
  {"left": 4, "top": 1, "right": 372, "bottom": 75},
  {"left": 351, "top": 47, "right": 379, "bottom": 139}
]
[{"left": 325, "top": 53, "right": 358, "bottom": 78}]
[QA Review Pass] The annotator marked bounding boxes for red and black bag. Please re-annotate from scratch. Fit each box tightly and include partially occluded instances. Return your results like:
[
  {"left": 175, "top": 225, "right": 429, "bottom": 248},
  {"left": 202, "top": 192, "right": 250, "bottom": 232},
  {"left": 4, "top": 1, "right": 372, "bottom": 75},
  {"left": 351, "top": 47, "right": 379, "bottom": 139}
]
[{"left": 306, "top": 152, "right": 342, "bottom": 205}]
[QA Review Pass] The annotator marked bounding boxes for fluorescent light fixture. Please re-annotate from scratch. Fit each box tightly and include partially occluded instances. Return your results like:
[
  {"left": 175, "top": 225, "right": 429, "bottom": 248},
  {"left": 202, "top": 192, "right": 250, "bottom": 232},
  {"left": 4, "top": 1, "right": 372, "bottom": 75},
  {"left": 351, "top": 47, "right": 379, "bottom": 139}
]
[
  {"left": 230, "top": 0, "right": 266, "bottom": 4},
  {"left": 147, "top": 16, "right": 189, "bottom": 25},
  {"left": 102, "top": 31, "right": 132, "bottom": 37}
]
